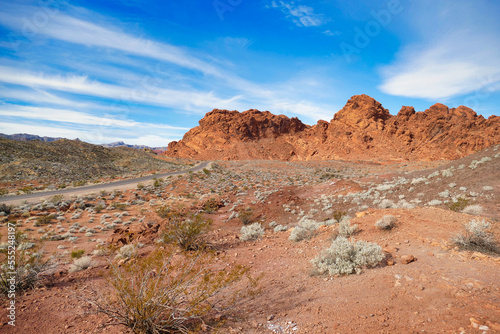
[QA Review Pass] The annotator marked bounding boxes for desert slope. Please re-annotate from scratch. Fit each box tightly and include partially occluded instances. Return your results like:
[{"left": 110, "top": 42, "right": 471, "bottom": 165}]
[{"left": 166, "top": 94, "right": 500, "bottom": 162}]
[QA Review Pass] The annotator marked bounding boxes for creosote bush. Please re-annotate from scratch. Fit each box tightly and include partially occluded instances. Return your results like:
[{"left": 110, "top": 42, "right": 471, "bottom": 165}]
[
  {"left": 161, "top": 209, "right": 212, "bottom": 251},
  {"left": 240, "top": 223, "right": 264, "bottom": 241},
  {"left": 452, "top": 219, "right": 499, "bottom": 255},
  {"left": 238, "top": 208, "right": 254, "bottom": 225},
  {"left": 0, "top": 233, "right": 54, "bottom": 296},
  {"left": 84, "top": 248, "right": 258, "bottom": 334},
  {"left": 448, "top": 197, "right": 470, "bottom": 212},
  {"left": 312, "top": 236, "right": 384, "bottom": 276},
  {"left": 71, "top": 249, "right": 85, "bottom": 259},
  {"left": 375, "top": 215, "right": 397, "bottom": 230}
]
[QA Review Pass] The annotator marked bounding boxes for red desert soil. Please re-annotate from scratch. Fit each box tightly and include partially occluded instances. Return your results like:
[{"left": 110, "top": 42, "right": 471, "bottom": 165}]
[{"left": 1, "top": 146, "right": 499, "bottom": 333}]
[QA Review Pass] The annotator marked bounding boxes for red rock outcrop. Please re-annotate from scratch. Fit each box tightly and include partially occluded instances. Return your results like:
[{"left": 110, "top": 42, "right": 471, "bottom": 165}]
[{"left": 166, "top": 94, "right": 500, "bottom": 162}]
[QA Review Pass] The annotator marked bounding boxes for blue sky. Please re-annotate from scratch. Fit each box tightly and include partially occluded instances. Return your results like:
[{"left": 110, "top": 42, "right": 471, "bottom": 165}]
[{"left": 0, "top": 0, "right": 499, "bottom": 146}]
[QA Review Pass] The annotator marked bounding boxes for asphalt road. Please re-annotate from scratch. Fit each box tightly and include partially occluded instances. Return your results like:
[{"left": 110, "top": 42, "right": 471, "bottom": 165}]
[{"left": 0, "top": 161, "right": 211, "bottom": 205}]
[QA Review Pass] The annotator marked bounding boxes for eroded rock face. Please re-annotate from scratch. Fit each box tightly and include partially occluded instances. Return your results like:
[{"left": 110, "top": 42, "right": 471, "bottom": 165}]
[{"left": 166, "top": 95, "right": 500, "bottom": 162}]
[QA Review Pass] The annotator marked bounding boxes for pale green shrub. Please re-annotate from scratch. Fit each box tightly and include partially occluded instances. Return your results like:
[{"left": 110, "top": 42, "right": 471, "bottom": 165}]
[{"left": 312, "top": 237, "right": 384, "bottom": 276}]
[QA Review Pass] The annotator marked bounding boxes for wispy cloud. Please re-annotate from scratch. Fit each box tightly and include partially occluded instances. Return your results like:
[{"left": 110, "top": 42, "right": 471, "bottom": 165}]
[
  {"left": 269, "top": 1, "right": 325, "bottom": 27},
  {"left": 0, "top": 1, "right": 337, "bottom": 144},
  {"left": 378, "top": 2, "right": 500, "bottom": 100}
]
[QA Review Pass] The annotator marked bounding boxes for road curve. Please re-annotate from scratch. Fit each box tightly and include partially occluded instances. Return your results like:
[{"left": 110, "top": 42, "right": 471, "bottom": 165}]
[{"left": 0, "top": 161, "right": 211, "bottom": 206}]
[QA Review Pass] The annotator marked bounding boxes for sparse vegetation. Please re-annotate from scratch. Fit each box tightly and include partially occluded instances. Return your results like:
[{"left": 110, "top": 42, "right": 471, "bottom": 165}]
[
  {"left": 448, "top": 197, "right": 470, "bottom": 212},
  {"left": 69, "top": 256, "right": 94, "bottom": 273},
  {"left": 71, "top": 249, "right": 85, "bottom": 259},
  {"left": 462, "top": 204, "right": 483, "bottom": 215},
  {"left": 240, "top": 223, "right": 265, "bottom": 241},
  {"left": 0, "top": 239, "right": 54, "bottom": 296},
  {"left": 289, "top": 219, "right": 319, "bottom": 242},
  {"left": 161, "top": 210, "right": 212, "bottom": 251},
  {"left": 338, "top": 219, "right": 358, "bottom": 237},
  {"left": 452, "top": 219, "right": 499, "bottom": 255},
  {"left": 238, "top": 208, "right": 254, "bottom": 225},
  {"left": 84, "top": 248, "right": 256, "bottom": 334},
  {"left": 311, "top": 236, "right": 384, "bottom": 276},
  {"left": 375, "top": 215, "right": 397, "bottom": 230},
  {"left": 36, "top": 214, "right": 56, "bottom": 225}
]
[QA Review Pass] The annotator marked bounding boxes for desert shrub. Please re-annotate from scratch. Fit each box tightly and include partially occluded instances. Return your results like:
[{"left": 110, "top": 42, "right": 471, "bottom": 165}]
[
  {"left": 115, "top": 244, "right": 138, "bottom": 260},
  {"left": 36, "top": 214, "right": 56, "bottom": 225},
  {"left": 238, "top": 208, "right": 254, "bottom": 225},
  {"left": 379, "top": 199, "right": 396, "bottom": 209},
  {"left": 462, "top": 204, "right": 483, "bottom": 215},
  {"left": 84, "top": 248, "right": 257, "bottom": 334},
  {"left": 69, "top": 256, "right": 94, "bottom": 273},
  {"left": 274, "top": 225, "right": 288, "bottom": 233},
  {"left": 289, "top": 219, "right": 319, "bottom": 242},
  {"left": 156, "top": 205, "right": 172, "bottom": 219},
  {"left": 162, "top": 212, "right": 212, "bottom": 251},
  {"left": 311, "top": 236, "right": 384, "bottom": 276},
  {"left": 94, "top": 204, "right": 105, "bottom": 213},
  {"left": 137, "top": 183, "right": 145, "bottom": 190},
  {"left": 50, "top": 194, "right": 64, "bottom": 204},
  {"left": 73, "top": 180, "right": 87, "bottom": 187},
  {"left": 0, "top": 204, "right": 12, "bottom": 215},
  {"left": 153, "top": 178, "right": 163, "bottom": 188},
  {"left": 448, "top": 198, "right": 470, "bottom": 212},
  {"left": 202, "top": 168, "right": 211, "bottom": 176},
  {"left": 452, "top": 219, "right": 499, "bottom": 254},
  {"left": 202, "top": 198, "right": 220, "bottom": 214},
  {"left": 240, "top": 223, "right": 264, "bottom": 241},
  {"left": 20, "top": 186, "right": 34, "bottom": 194},
  {"left": 111, "top": 202, "right": 127, "bottom": 211},
  {"left": 0, "top": 240, "right": 53, "bottom": 296},
  {"left": 0, "top": 189, "right": 8, "bottom": 197},
  {"left": 375, "top": 215, "right": 397, "bottom": 230},
  {"left": 332, "top": 210, "right": 346, "bottom": 223},
  {"left": 338, "top": 219, "right": 358, "bottom": 237},
  {"left": 71, "top": 249, "right": 85, "bottom": 259}
]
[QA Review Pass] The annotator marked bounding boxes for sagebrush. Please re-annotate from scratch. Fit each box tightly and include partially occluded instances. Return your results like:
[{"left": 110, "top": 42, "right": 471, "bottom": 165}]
[
  {"left": 452, "top": 219, "right": 499, "bottom": 255},
  {"left": 312, "top": 236, "right": 384, "bottom": 276}
]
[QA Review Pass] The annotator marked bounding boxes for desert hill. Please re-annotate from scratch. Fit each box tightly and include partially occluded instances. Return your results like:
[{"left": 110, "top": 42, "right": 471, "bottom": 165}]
[
  {"left": 166, "top": 94, "right": 500, "bottom": 162},
  {"left": 0, "top": 137, "right": 184, "bottom": 188}
]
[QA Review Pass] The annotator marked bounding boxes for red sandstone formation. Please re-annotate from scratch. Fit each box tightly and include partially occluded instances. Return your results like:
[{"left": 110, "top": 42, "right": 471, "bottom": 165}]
[{"left": 166, "top": 95, "right": 500, "bottom": 162}]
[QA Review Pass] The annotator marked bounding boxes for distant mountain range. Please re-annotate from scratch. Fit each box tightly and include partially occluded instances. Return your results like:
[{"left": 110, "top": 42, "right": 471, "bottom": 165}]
[
  {"left": 0, "top": 133, "right": 66, "bottom": 142},
  {"left": 0, "top": 134, "right": 168, "bottom": 152}
]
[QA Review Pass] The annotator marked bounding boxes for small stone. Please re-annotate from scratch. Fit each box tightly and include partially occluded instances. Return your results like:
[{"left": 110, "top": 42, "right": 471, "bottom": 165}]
[
  {"left": 401, "top": 255, "right": 416, "bottom": 264},
  {"left": 267, "top": 314, "right": 275, "bottom": 321}
]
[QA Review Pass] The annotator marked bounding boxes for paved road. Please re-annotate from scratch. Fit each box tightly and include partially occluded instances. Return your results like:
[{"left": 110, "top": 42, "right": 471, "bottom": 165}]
[{"left": 0, "top": 161, "right": 211, "bottom": 205}]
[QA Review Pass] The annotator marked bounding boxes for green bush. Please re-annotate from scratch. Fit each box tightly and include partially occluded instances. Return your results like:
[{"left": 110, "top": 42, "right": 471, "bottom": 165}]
[
  {"left": 36, "top": 214, "right": 56, "bottom": 225},
  {"left": 71, "top": 249, "right": 85, "bottom": 259},
  {"left": 162, "top": 212, "right": 212, "bottom": 251},
  {"left": 111, "top": 202, "right": 127, "bottom": 211},
  {"left": 20, "top": 186, "right": 34, "bottom": 194},
  {"left": 448, "top": 198, "right": 470, "bottom": 212},
  {"left": 84, "top": 248, "right": 256, "bottom": 334},
  {"left": 238, "top": 208, "right": 254, "bottom": 225}
]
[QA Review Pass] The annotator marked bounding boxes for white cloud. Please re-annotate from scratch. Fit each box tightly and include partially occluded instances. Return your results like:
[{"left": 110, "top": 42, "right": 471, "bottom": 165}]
[
  {"left": 0, "top": 65, "right": 239, "bottom": 113},
  {"left": 0, "top": 104, "right": 189, "bottom": 130},
  {"left": 270, "top": 1, "right": 325, "bottom": 27},
  {"left": 378, "top": 2, "right": 500, "bottom": 100}
]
